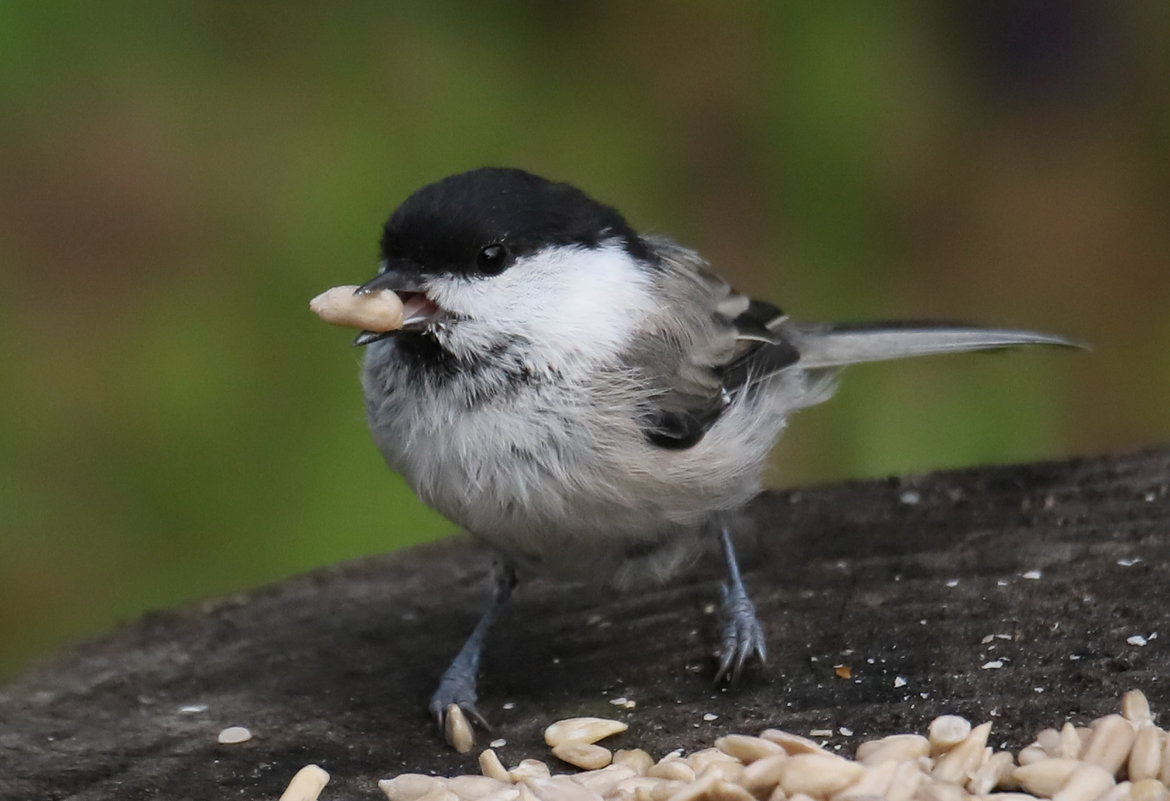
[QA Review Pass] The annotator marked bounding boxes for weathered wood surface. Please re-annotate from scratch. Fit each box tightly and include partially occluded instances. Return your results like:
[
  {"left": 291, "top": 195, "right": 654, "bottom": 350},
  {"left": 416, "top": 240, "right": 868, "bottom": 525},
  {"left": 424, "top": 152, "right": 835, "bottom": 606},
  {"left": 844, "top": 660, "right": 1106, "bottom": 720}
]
[{"left": 2, "top": 447, "right": 1169, "bottom": 800}]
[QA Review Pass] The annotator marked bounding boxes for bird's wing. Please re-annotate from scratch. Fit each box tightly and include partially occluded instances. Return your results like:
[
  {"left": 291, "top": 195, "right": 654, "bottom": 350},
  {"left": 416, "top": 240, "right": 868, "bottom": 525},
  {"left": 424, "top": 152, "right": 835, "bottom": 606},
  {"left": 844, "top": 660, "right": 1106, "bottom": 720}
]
[
  {"left": 627, "top": 237, "right": 1082, "bottom": 451},
  {"left": 630, "top": 238, "right": 800, "bottom": 450}
]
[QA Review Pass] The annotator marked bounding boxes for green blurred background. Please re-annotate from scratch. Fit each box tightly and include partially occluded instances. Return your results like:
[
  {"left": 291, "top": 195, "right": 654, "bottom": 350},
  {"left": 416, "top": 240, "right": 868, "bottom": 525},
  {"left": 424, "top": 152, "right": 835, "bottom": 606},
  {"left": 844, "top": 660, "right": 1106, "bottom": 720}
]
[{"left": 2, "top": 2, "right": 1168, "bottom": 682}]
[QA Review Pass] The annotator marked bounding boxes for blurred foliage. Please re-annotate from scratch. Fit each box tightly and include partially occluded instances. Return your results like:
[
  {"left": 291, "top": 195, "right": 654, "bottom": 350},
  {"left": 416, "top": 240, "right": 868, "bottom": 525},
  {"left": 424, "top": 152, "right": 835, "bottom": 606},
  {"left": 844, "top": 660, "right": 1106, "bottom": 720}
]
[{"left": 1, "top": 2, "right": 1168, "bottom": 681}]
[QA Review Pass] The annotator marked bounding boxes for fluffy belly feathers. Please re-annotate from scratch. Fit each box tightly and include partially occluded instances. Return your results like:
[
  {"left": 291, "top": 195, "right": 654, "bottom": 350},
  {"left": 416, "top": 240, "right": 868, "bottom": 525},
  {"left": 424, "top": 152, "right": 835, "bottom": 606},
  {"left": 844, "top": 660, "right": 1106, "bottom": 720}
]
[{"left": 368, "top": 381, "right": 784, "bottom": 583}]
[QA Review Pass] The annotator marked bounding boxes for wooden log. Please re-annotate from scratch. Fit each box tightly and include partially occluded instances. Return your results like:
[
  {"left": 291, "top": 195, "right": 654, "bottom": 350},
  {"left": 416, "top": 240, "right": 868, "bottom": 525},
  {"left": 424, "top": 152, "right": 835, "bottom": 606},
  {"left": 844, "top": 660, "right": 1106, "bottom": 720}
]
[{"left": 1, "top": 447, "right": 1168, "bottom": 800}]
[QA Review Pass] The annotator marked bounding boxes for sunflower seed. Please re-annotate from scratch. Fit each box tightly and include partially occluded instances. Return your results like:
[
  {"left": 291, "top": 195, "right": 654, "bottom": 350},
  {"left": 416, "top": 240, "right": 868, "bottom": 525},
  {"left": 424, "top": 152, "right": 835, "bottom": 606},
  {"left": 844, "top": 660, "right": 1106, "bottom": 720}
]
[
  {"left": 928, "top": 716, "right": 972, "bottom": 757},
  {"left": 445, "top": 705, "right": 475, "bottom": 754},
  {"left": 553, "top": 743, "right": 613, "bottom": 771},
  {"left": 1013, "top": 758, "right": 1082, "bottom": 796},
  {"left": 1051, "top": 763, "right": 1114, "bottom": 801},
  {"left": 545, "top": 718, "right": 630, "bottom": 748},
  {"left": 1131, "top": 725, "right": 1165, "bottom": 781},
  {"left": 509, "top": 760, "right": 552, "bottom": 783},
  {"left": 931, "top": 722, "right": 991, "bottom": 784},
  {"left": 278, "top": 764, "right": 330, "bottom": 801},
  {"left": 612, "top": 749, "right": 655, "bottom": 776},
  {"left": 480, "top": 749, "right": 511, "bottom": 782},
  {"left": 856, "top": 734, "right": 930, "bottom": 765},
  {"left": 758, "top": 729, "right": 828, "bottom": 756},
  {"left": 776, "top": 754, "right": 864, "bottom": 798},
  {"left": 1124, "top": 690, "right": 1155, "bottom": 727},
  {"left": 1079, "top": 715, "right": 1135, "bottom": 775}
]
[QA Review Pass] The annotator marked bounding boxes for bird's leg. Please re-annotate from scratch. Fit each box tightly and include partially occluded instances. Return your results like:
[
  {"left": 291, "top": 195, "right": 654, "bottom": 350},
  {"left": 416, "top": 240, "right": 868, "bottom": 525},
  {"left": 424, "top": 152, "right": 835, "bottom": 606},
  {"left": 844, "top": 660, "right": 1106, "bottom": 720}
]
[
  {"left": 714, "top": 523, "right": 767, "bottom": 684},
  {"left": 430, "top": 560, "right": 517, "bottom": 734}
]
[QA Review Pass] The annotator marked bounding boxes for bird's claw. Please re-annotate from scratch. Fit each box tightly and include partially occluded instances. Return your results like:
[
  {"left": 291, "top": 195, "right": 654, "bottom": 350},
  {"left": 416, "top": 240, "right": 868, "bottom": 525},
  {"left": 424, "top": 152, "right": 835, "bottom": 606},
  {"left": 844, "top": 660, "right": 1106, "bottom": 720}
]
[
  {"left": 430, "top": 696, "right": 490, "bottom": 731},
  {"left": 431, "top": 681, "right": 490, "bottom": 753},
  {"left": 714, "top": 581, "right": 767, "bottom": 685}
]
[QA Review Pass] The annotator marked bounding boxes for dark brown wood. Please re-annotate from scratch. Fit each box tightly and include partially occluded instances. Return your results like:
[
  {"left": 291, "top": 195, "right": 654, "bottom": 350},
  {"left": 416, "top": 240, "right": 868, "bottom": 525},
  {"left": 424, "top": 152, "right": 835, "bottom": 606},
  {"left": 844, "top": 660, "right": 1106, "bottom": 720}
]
[{"left": 2, "top": 448, "right": 1169, "bottom": 801}]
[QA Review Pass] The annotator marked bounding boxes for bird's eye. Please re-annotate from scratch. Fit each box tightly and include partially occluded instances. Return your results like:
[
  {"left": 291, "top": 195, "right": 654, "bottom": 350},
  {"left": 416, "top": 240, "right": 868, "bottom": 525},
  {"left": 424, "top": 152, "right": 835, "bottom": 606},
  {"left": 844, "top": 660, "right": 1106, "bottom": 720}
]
[{"left": 477, "top": 243, "right": 509, "bottom": 275}]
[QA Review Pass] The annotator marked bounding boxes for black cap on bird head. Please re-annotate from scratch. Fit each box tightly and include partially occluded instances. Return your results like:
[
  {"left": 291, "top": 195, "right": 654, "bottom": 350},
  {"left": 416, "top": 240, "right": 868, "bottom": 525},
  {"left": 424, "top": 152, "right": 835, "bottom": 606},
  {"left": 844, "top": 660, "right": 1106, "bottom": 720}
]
[{"left": 378, "top": 167, "right": 650, "bottom": 281}]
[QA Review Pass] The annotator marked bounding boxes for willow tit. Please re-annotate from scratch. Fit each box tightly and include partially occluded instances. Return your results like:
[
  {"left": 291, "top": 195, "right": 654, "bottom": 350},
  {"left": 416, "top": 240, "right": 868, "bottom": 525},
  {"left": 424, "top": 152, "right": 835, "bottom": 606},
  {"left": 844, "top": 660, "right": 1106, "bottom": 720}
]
[{"left": 350, "top": 167, "right": 1075, "bottom": 742}]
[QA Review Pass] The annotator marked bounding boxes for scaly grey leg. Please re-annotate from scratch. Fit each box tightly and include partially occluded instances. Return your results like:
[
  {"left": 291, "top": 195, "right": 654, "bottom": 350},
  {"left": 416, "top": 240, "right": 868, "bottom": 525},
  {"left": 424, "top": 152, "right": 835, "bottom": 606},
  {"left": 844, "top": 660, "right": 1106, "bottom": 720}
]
[
  {"left": 430, "top": 561, "right": 517, "bottom": 732},
  {"left": 714, "top": 525, "right": 767, "bottom": 684}
]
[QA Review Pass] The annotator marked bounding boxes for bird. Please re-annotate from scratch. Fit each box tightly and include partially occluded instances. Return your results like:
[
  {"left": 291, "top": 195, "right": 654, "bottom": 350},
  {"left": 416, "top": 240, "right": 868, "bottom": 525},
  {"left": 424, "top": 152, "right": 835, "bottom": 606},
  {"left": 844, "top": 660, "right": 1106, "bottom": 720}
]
[{"left": 346, "top": 166, "right": 1077, "bottom": 747}]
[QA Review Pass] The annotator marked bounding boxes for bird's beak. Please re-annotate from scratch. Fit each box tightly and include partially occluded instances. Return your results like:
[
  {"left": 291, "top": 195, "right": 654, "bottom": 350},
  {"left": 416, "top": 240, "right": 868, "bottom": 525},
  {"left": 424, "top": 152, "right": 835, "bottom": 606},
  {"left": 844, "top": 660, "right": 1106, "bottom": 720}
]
[
  {"left": 352, "top": 266, "right": 444, "bottom": 346},
  {"left": 354, "top": 266, "right": 427, "bottom": 295}
]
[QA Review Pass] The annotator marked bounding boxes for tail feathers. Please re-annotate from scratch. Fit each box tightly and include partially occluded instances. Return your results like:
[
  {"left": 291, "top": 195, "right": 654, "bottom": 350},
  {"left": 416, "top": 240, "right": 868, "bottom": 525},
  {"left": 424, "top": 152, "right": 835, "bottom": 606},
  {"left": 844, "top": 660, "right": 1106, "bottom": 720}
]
[{"left": 787, "top": 321, "right": 1084, "bottom": 369}]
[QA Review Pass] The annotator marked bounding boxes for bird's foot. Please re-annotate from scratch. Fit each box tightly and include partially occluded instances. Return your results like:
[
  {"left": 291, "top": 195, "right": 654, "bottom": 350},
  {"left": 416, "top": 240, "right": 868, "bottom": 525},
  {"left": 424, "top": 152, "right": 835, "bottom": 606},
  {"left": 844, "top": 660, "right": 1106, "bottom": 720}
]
[
  {"left": 430, "top": 663, "right": 489, "bottom": 753},
  {"left": 714, "top": 566, "right": 767, "bottom": 685},
  {"left": 429, "top": 561, "right": 516, "bottom": 751}
]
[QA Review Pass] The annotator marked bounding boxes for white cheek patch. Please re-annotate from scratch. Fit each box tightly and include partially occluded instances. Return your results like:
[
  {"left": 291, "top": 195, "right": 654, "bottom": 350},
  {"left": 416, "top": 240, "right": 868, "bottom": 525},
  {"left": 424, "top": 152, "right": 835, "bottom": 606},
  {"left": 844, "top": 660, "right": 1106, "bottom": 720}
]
[{"left": 430, "top": 243, "right": 657, "bottom": 364}]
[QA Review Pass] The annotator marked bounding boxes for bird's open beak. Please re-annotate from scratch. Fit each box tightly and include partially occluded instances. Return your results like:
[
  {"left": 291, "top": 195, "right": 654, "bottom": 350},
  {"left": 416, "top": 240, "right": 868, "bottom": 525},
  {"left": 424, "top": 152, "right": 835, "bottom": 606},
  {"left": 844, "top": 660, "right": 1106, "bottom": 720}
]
[{"left": 352, "top": 267, "right": 444, "bottom": 346}]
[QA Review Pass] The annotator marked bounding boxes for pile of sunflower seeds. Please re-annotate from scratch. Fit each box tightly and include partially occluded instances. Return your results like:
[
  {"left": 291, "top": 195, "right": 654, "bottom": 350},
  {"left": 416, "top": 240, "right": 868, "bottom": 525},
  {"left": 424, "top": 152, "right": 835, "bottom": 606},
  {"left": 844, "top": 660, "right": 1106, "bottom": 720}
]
[{"left": 374, "top": 690, "right": 1170, "bottom": 801}]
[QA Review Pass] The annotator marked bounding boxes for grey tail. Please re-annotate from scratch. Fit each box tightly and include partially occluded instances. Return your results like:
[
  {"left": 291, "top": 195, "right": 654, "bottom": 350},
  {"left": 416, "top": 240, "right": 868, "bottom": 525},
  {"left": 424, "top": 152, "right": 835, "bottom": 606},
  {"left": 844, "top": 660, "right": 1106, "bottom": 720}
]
[{"left": 785, "top": 321, "right": 1085, "bottom": 369}]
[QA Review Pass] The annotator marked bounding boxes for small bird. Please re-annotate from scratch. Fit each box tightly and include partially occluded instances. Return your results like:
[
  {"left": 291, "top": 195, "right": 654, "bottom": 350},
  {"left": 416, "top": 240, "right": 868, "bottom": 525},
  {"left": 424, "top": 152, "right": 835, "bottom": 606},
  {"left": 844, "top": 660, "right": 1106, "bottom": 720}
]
[{"left": 348, "top": 167, "right": 1076, "bottom": 745}]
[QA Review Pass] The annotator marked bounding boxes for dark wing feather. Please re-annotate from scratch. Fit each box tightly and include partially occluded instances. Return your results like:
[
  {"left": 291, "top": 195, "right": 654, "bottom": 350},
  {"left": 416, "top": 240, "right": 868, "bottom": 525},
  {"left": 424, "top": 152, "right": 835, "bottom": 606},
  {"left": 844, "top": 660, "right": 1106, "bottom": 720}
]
[
  {"left": 642, "top": 402, "right": 727, "bottom": 449},
  {"left": 720, "top": 299, "right": 800, "bottom": 395}
]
